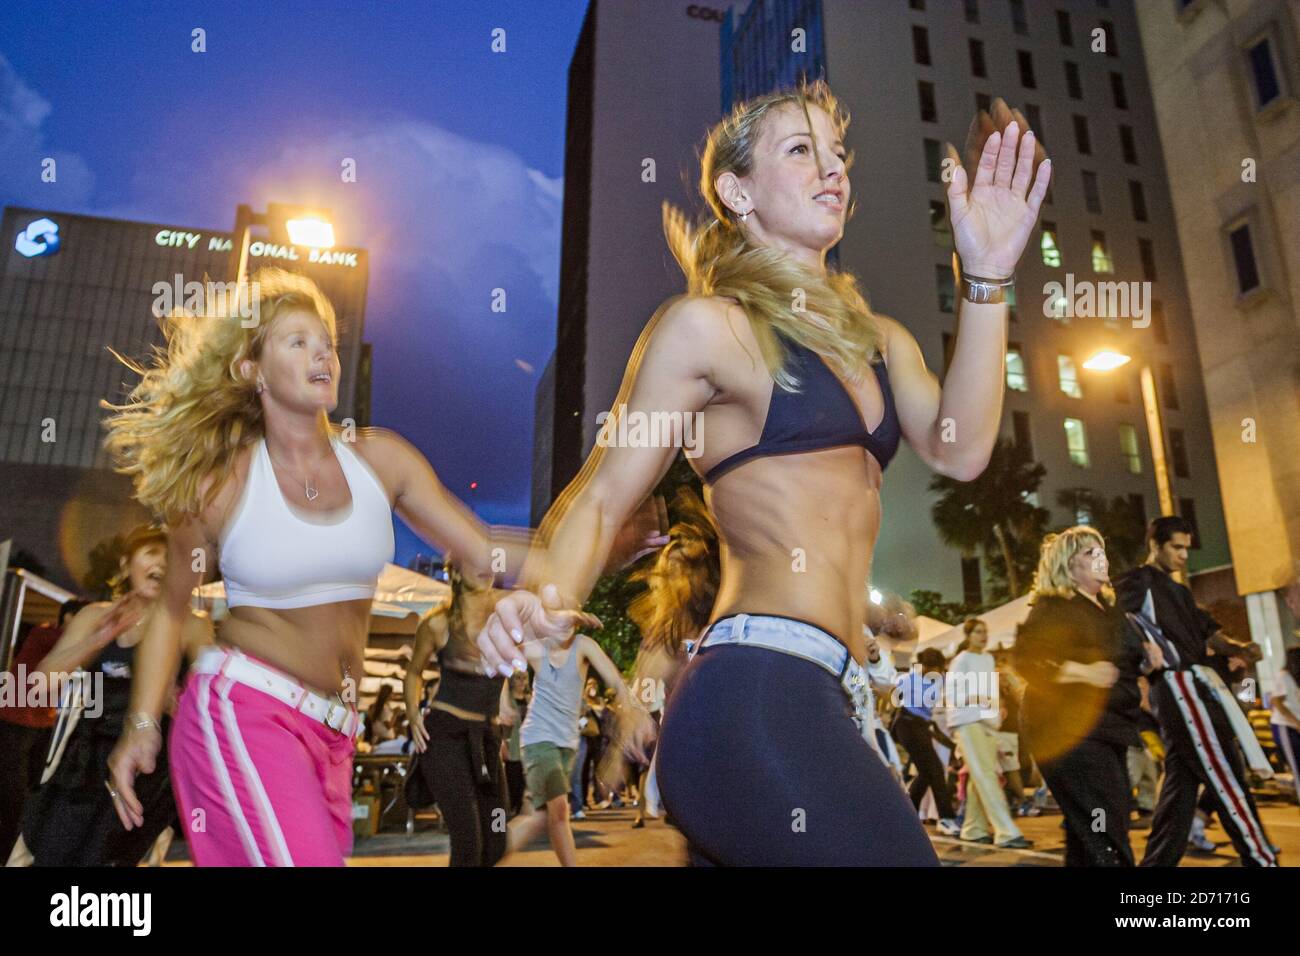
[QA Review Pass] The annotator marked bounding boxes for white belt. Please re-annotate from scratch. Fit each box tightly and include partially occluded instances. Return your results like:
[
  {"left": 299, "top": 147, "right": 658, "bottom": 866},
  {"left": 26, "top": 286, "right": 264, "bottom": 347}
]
[{"left": 193, "top": 646, "right": 362, "bottom": 740}]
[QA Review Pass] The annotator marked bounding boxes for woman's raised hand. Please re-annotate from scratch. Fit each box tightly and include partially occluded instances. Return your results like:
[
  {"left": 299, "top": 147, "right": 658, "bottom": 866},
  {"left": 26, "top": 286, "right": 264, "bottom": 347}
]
[{"left": 946, "top": 119, "right": 1051, "bottom": 280}]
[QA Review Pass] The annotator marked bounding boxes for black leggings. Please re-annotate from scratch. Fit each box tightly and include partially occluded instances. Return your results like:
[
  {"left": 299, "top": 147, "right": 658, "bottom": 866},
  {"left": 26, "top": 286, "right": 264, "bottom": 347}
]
[
  {"left": 421, "top": 713, "right": 507, "bottom": 867},
  {"left": 1038, "top": 738, "right": 1134, "bottom": 866},
  {"left": 892, "top": 711, "right": 955, "bottom": 820},
  {"left": 656, "top": 643, "right": 939, "bottom": 866}
]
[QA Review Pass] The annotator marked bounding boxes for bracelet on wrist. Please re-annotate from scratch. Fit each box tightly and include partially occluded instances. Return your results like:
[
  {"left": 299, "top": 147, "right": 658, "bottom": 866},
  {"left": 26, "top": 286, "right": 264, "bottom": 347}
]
[{"left": 126, "top": 711, "right": 161, "bottom": 734}]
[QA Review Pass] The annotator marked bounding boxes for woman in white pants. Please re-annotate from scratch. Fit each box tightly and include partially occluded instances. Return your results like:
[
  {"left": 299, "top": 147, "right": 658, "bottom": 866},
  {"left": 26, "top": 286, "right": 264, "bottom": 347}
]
[{"left": 946, "top": 619, "right": 1031, "bottom": 848}]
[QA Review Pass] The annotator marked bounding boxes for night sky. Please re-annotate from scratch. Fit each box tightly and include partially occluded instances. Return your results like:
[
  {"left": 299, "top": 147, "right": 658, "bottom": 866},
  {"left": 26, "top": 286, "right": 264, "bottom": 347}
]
[{"left": 0, "top": 0, "right": 590, "bottom": 564}]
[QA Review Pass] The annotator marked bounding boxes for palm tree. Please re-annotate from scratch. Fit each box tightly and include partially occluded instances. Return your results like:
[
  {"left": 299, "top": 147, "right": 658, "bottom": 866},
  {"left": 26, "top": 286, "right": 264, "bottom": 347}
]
[
  {"left": 930, "top": 438, "right": 1048, "bottom": 598},
  {"left": 1055, "top": 487, "right": 1146, "bottom": 574}
]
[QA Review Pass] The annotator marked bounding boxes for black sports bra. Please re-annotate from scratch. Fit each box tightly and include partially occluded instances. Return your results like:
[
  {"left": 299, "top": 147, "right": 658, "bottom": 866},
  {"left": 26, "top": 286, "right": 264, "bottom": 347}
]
[{"left": 703, "top": 334, "right": 901, "bottom": 485}]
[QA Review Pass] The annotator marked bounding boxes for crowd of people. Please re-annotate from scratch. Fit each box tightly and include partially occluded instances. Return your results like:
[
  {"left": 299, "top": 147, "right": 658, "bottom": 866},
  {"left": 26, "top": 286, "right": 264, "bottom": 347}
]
[{"left": 1, "top": 79, "right": 1294, "bottom": 868}]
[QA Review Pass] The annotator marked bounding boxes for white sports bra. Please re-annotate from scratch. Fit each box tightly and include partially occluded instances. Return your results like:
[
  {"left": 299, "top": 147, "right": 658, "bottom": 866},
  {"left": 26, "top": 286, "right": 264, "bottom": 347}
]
[{"left": 219, "top": 435, "right": 395, "bottom": 610}]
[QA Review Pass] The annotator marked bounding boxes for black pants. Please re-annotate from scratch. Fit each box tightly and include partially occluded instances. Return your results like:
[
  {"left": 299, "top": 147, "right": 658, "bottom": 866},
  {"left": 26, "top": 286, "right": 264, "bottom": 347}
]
[
  {"left": 1037, "top": 738, "right": 1134, "bottom": 866},
  {"left": 892, "top": 711, "right": 955, "bottom": 820},
  {"left": 505, "top": 759, "right": 525, "bottom": 816},
  {"left": 657, "top": 643, "right": 938, "bottom": 866},
  {"left": 1142, "top": 672, "right": 1276, "bottom": 867},
  {"left": 421, "top": 712, "right": 507, "bottom": 867},
  {"left": 580, "top": 732, "right": 603, "bottom": 805},
  {"left": 0, "top": 721, "right": 51, "bottom": 862}
]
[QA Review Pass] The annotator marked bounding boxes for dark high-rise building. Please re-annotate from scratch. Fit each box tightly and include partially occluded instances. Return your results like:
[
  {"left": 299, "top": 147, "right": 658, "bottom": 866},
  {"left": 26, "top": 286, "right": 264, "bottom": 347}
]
[{"left": 1, "top": 206, "right": 371, "bottom": 589}]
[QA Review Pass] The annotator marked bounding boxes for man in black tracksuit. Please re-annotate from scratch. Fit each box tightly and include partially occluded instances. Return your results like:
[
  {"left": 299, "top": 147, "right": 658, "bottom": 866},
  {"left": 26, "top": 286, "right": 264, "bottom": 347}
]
[{"left": 1115, "top": 517, "right": 1277, "bottom": 867}]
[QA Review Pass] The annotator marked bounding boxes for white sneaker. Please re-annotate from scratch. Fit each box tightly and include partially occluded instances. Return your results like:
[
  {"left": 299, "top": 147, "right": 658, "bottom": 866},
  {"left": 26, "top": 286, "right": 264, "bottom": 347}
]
[
  {"left": 1187, "top": 831, "right": 1216, "bottom": 853},
  {"left": 937, "top": 818, "right": 961, "bottom": 837}
]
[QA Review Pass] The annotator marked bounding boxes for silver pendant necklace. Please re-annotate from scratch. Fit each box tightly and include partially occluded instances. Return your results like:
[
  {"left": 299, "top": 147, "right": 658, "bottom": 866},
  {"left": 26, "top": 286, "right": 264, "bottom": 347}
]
[{"left": 268, "top": 447, "right": 325, "bottom": 502}]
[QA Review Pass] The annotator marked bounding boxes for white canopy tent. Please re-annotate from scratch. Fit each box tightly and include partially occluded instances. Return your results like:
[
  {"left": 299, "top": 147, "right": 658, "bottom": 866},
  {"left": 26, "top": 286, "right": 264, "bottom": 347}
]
[{"left": 924, "top": 594, "right": 1033, "bottom": 656}]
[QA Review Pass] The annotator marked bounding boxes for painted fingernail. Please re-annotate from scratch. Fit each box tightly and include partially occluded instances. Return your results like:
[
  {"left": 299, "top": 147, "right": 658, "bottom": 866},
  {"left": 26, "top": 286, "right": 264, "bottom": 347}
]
[
  {"left": 512, "top": 658, "right": 526, "bottom": 672},
  {"left": 498, "top": 664, "right": 514, "bottom": 678},
  {"left": 511, "top": 628, "right": 523, "bottom": 643}
]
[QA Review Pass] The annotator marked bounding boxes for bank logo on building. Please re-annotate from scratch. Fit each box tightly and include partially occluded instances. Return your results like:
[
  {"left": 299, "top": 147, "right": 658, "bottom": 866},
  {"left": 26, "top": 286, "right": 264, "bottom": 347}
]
[{"left": 15, "top": 218, "right": 61, "bottom": 258}]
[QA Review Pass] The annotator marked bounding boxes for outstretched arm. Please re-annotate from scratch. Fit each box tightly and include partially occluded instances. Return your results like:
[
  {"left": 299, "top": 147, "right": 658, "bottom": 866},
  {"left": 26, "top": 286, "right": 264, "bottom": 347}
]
[{"left": 477, "top": 296, "right": 720, "bottom": 673}]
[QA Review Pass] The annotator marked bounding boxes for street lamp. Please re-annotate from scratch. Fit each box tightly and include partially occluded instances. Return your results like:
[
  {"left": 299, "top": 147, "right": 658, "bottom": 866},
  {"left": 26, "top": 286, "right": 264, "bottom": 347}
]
[
  {"left": 228, "top": 202, "right": 335, "bottom": 288},
  {"left": 1082, "top": 348, "right": 1175, "bottom": 521}
]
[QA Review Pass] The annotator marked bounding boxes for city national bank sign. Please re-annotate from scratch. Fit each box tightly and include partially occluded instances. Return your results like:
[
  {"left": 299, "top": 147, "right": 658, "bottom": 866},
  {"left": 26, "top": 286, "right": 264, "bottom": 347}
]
[{"left": 153, "top": 229, "right": 360, "bottom": 268}]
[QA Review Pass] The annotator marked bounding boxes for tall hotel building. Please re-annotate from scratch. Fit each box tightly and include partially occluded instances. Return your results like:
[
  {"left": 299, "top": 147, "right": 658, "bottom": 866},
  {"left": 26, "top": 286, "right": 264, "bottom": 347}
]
[
  {"left": 539, "top": 0, "right": 1230, "bottom": 605},
  {"left": 1134, "top": 0, "right": 1300, "bottom": 659},
  {"left": 1, "top": 206, "right": 372, "bottom": 589}
]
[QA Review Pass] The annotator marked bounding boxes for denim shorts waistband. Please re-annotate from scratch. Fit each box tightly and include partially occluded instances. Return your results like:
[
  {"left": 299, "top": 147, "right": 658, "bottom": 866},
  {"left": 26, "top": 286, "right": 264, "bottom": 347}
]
[{"left": 693, "top": 613, "right": 850, "bottom": 678}]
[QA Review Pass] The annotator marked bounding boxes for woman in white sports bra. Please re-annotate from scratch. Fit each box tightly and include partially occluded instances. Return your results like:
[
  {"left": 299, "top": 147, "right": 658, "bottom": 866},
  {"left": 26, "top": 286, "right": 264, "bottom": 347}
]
[{"left": 101, "top": 267, "right": 595, "bottom": 866}]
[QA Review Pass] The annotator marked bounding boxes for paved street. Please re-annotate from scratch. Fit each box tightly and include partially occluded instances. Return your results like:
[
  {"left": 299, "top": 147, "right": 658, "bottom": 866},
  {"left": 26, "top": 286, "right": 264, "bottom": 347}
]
[{"left": 332, "top": 797, "right": 1300, "bottom": 867}]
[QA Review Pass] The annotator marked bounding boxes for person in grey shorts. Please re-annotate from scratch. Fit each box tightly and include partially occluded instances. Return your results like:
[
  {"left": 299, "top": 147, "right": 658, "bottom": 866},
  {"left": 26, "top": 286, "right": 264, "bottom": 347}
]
[{"left": 499, "top": 631, "right": 647, "bottom": 865}]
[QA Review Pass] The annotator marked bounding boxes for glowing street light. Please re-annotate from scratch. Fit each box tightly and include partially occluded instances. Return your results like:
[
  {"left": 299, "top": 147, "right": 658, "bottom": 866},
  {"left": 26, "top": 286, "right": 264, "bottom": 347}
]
[
  {"left": 285, "top": 217, "right": 336, "bottom": 249},
  {"left": 1081, "top": 349, "right": 1132, "bottom": 372}
]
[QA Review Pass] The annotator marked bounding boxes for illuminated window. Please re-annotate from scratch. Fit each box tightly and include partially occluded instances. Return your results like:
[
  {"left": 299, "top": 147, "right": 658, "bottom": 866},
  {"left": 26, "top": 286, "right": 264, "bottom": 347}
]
[
  {"left": 1064, "top": 418, "right": 1089, "bottom": 467},
  {"left": 1007, "top": 345, "right": 1028, "bottom": 392},
  {"left": 1058, "top": 355, "right": 1082, "bottom": 398},
  {"left": 930, "top": 201, "right": 951, "bottom": 248},
  {"left": 1091, "top": 230, "right": 1114, "bottom": 273},
  {"left": 1041, "top": 222, "right": 1062, "bottom": 267},
  {"left": 1118, "top": 424, "right": 1142, "bottom": 474}
]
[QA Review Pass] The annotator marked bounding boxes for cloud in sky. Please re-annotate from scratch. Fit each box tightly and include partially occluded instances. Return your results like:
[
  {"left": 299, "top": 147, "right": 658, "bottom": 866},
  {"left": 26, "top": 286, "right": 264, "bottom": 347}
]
[{"left": 0, "top": 53, "right": 95, "bottom": 207}]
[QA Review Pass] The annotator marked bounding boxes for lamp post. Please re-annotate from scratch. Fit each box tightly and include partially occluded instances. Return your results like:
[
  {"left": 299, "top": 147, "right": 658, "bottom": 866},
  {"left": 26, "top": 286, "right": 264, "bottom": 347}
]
[
  {"left": 228, "top": 203, "right": 336, "bottom": 288},
  {"left": 1082, "top": 348, "right": 1175, "bottom": 520}
]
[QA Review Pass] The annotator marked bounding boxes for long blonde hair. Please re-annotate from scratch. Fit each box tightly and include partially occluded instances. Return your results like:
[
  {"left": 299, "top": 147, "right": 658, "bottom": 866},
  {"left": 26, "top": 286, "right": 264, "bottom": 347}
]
[
  {"left": 1030, "top": 525, "right": 1115, "bottom": 605},
  {"left": 627, "top": 488, "right": 719, "bottom": 657},
  {"left": 663, "top": 78, "right": 883, "bottom": 389},
  {"left": 101, "top": 267, "right": 338, "bottom": 522}
]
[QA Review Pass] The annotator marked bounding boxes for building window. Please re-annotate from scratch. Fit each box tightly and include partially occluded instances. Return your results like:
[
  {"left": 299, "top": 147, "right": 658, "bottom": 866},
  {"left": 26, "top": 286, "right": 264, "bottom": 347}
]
[
  {"left": 1018, "top": 50, "right": 1036, "bottom": 88},
  {"left": 1011, "top": 0, "right": 1028, "bottom": 34},
  {"left": 1100, "top": 20, "right": 1117, "bottom": 57},
  {"left": 1138, "top": 238, "right": 1157, "bottom": 281},
  {"left": 1091, "top": 230, "right": 1114, "bottom": 272},
  {"left": 924, "top": 138, "right": 943, "bottom": 183},
  {"left": 1058, "top": 355, "right": 1083, "bottom": 398},
  {"left": 1129, "top": 180, "right": 1148, "bottom": 222},
  {"left": 1151, "top": 301, "right": 1168, "bottom": 343},
  {"left": 913, "top": 25, "right": 931, "bottom": 66},
  {"left": 1064, "top": 61, "right": 1082, "bottom": 99},
  {"left": 1118, "top": 423, "right": 1142, "bottom": 474},
  {"left": 1040, "top": 222, "right": 1062, "bottom": 267},
  {"left": 1082, "top": 170, "right": 1101, "bottom": 213},
  {"left": 1229, "top": 222, "right": 1261, "bottom": 294},
  {"left": 1012, "top": 410, "right": 1033, "bottom": 457},
  {"left": 1006, "top": 284, "right": 1018, "bottom": 322},
  {"left": 969, "top": 38, "right": 986, "bottom": 78},
  {"left": 936, "top": 264, "right": 955, "bottom": 313},
  {"left": 1007, "top": 345, "right": 1028, "bottom": 392},
  {"left": 975, "top": 91, "right": 992, "bottom": 113},
  {"left": 918, "top": 80, "right": 938, "bottom": 122},
  {"left": 1178, "top": 498, "right": 1201, "bottom": 549},
  {"left": 1169, "top": 427, "right": 1190, "bottom": 478},
  {"left": 1073, "top": 114, "right": 1092, "bottom": 154},
  {"left": 930, "top": 200, "right": 951, "bottom": 248},
  {"left": 1127, "top": 493, "right": 1147, "bottom": 529},
  {"left": 1057, "top": 10, "right": 1074, "bottom": 46},
  {"left": 1064, "top": 418, "right": 1090, "bottom": 467},
  {"left": 1119, "top": 124, "right": 1138, "bottom": 164},
  {"left": 909, "top": 0, "right": 925, "bottom": 9},
  {"left": 961, "top": 556, "right": 983, "bottom": 605},
  {"left": 1024, "top": 103, "right": 1043, "bottom": 142},
  {"left": 1110, "top": 71, "right": 1128, "bottom": 109},
  {"left": 1113, "top": 368, "right": 1131, "bottom": 403},
  {"left": 1159, "top": 363, "right": 1180, "bottom": 410},
  {"left": 941, "top": 332, "right": 956, "bottom": 377},
  {"left": 964, "top": 0, "right": 979, "bottom": 25},
  {"left": 1246, "top": 35, "right": 1283, "bottom": 109}
]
